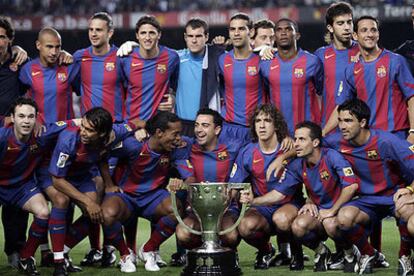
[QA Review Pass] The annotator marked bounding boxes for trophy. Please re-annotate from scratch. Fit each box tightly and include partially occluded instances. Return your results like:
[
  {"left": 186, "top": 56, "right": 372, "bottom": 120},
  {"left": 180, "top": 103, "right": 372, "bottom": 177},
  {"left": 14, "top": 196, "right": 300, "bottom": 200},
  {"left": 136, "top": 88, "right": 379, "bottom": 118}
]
[{"left": 171, "top": 182, "right": 250, "bottom": 276}]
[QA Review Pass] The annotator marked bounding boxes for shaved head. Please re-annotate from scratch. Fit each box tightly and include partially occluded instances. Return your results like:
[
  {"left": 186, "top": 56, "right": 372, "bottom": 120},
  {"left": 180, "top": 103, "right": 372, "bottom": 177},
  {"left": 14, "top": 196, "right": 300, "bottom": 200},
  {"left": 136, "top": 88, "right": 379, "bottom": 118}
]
[{"left": 38, "top": 27, "right": 61, "bottom": 41}]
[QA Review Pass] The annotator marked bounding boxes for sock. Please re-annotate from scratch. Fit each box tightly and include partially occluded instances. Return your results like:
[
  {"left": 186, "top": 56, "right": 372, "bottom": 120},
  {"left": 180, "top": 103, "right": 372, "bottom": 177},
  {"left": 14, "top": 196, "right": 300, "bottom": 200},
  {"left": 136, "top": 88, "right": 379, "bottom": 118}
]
[
  {"left": 20, "top": 217, "right": 48, "bottom": 259},
  {"left": 88, "top": 223, "right": 101, "bottom": 251},
  {"left": 340, "top": 223, "right": 374, "bottom": 256},
  {"left": 243, "top": 230, "right": 271, "bottom": 253},
  {"left": 49, "top": 207, "right": 67, "bottom": 262},
  {"left": 143, "top": 216, "right": 177, "bottom": 252},
  {"left": 398, "top": 220, "right": 412, "bottom": 257},
  {"left": 370, "top": 220, "right": 382, "bottom": 251},
  {"left": 103, "top": 222, "right": 129, "bottom": 256},
  {"left": 65, "top": 216, "right": 90, "bottom": 249},
  {"left": 124, "top": 217, "right": 138, "bottom": 253}
]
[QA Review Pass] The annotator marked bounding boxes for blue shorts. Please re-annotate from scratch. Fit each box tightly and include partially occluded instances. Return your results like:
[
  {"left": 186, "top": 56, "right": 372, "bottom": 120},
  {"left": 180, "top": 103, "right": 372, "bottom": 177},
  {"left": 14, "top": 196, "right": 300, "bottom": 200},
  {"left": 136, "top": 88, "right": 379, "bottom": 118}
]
[
  {"left": 392, "top": 129, "right": 408, "bottom": 140},
  {"left": 0, "top": 179, "right": 41, "bottom": 208},
  {"left": 343, "top": 195, "right": 395, "bottom": 224},
  {"left": 108, "top": 189, "right": 170, "bottom": 221},
  {"left": 36, "top": 165, "right": 53, "bottom": 191},
  {"left": 221, "top": 122, "right": 251, "bottom": 146},
  {"left": 67, "top": 176, "right": 97, "bottom": 194}
]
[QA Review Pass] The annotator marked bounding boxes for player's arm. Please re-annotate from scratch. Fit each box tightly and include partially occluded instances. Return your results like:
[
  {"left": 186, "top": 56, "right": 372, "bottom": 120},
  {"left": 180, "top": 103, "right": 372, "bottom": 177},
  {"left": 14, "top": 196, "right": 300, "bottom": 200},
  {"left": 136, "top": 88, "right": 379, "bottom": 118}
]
[
  {"left": 319, "top": 183, "right": 358, "bottom": 221},
  {"left": 98, "top": 160, "right": 120, "bottom": 193},
  {"left": 407, "top": 96, "right": 414, "bottom": 144},
  {"left": 266, "top": 147, "right": 296, "bottom": 181},
  {"left": 240, "top": 188, "right": 286, "bottom": 206},
  {"left": 11, "top": 45, "right": 28, "bottom": 65},
  {"left": 322, "top": 106, "right": 339, "bottom": 137}
]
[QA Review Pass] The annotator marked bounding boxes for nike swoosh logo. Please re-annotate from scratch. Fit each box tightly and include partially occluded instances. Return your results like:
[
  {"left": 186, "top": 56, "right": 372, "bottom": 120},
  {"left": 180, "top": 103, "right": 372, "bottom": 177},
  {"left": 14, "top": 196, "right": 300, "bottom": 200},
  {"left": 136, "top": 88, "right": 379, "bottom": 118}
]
[
  {"left": 82, "top": 58, "right": 92, "bottom": 61},
  {"left": 354, "top": 68, "right": 362, "bottom": 74},
  {"left": 139, "top": 152, "right": 151, "bottom": 157},
  {"left": 20, "top": 263, "right": 27, "bottom": 270},
  {"left": 180, "top": 59, "right": 189, "bottom": 63},
  {"left": 76, "top": 152, "right": 88, "bottom": 156},
  {"left": 325, "top": 54, "right": 335, "bottom": 59},
  {"left": 341, "top": 149, "right": 352, "bottom": 153},
  {"left": 224, "top": 64, "right": 232, "bottom": 67},
  {"left": 253, "top": 159, "right": 262, "bottom": 164},
  {"left": 30, "top": 187, "right": 37, "bottom": 192},
  {"left": 52, "top": 226, "right": 65, "bottom": 231},
  {"left": 31, "top": 71, "right": 41, "bottom": 76},
  {"left": 7, "top": 146, "right": 19, "bottom": 151},
  {"left": 270, "top": 65, "right": 279, "bottom": 70},
  {"left": 131, "top": 62, "right": 142, "bottom": 67}
]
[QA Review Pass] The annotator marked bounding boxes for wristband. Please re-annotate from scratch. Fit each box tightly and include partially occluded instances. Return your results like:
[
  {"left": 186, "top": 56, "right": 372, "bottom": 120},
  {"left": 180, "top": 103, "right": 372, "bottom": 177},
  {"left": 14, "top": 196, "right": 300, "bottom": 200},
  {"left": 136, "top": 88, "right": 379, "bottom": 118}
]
[{"left": 409, "top": 129, "right": 414, "bottom": 134}]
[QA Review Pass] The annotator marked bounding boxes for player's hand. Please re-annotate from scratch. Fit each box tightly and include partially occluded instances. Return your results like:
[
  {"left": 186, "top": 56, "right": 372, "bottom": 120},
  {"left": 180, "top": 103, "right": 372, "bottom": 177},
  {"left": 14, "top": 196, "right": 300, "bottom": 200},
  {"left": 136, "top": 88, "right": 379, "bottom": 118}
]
[
  {"left": 85, "top": 200, "right": 104, "bottom": 224},
  {"left": 11, "top": 45, "right": 28, "bottom": 66},
  {"left": 158, "top": 94, "right": 175, "bottom": 112},
  {"left": 116, "top": 41, "right": 139, "bottom": 57},
  {"left": 395, "top": 193, "right": 414, "bottom": 211},
  {"left": 256, "top": 45, "right": 275, "bottom": 60},
  {"left": 299, "top": 203, "right": 318, "bottom": 217},
  {"left": 134, "top": 128, "right": 149, "bottom": 142},
  {"left": 71, "top": 118, "right": 82, "bottom": 126},
  {"left": 280, "top": 136, "right": 294, "bottom": 152},
  {"left": 212, "top": 36, "right": 231, "bottom": 47},
  {"left": 239, "top": 188, "right": 253, "bottom": 204},
  {"left": 394, "top": 187, "right": 413, "bottom": 203},
  {"left": 350, "top": 51, "right": 361, "bottom": 63},
  {"left": 318, "top": 208, "right": 336, "bottom": 222},
  {"left": 266, "top": 156, "right": 286, "bottom": 181},
  {"left": 407, "top": 133, "right": 414, "bottom": 145},
  {"left": 34, "top": 122, "right": 46, "bottom": 137},
  {"left": 58, "top": 50, "right": 73, "bottom": 65},
  {"left": 167, "top": 178, "right": 184, "bottom": 193}
]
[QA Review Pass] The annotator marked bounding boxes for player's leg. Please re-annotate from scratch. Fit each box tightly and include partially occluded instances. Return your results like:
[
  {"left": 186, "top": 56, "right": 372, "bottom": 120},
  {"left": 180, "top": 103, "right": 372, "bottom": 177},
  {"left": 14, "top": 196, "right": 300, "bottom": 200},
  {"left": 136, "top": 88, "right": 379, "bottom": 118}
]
[
  {"left": 238, "top": 207, "right": 274, "bottom": 269},
  {"left": 323, "top": 216, "right": 348, "bottom": 270},
  {"left": 395, "top": 194, "right": 414, "bottom": 276},
  {"left": 175, "top": 214, "right": 202, "bottom": 249},
  {"left": 292, "top": 213, "right": 330, "bottom": 272}
]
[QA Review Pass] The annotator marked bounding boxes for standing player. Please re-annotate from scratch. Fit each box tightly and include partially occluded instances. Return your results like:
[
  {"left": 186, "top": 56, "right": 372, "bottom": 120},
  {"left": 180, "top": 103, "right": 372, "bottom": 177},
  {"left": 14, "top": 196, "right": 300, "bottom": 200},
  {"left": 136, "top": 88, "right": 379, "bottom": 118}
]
[
  {"left": 314, "top": 2, "right": 360, "bottom": 135},
  {"left": 395, "top": 4, "right": 414, "bottom": 73},
  {"left": 218, "top": 13, "right": 266, "bottom": 143},
  {"left": 342, "top": 16, "right": 414, "bottom": 143},
  {"left": 281, "top": 121, "right": 359, "bottom": 271},
  {"left": 231, "top": 104, "right": 304, "bottom": 270},
  {"left": 251, "top": 19, "right": 275, "bottom": 51},
  {"left": 101, "top": 111, "right": 193, "bottom": 272},
  {"left": 174, "top": 108, "right": 244, "bottom": 251},
  {"left": 120, "top": 15, "right": 179, "bottom": 122},
  {"left": 260, "top": 18, "right": 324, "bottom": 135},
  {"left": 19, "top": 27, "right": 78, "bottom": 124},
  {"left": 0, "top": 97, "right": 76, "bottom": 276},
  {"left": 324, "top": 99, "right": 414, "bottom": 274}
]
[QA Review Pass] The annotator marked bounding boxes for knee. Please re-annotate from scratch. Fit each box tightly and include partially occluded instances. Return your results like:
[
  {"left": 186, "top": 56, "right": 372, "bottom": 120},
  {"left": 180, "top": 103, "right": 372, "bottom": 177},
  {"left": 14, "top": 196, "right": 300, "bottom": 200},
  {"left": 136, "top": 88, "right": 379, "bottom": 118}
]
[
  {"left": 273, "top": 211, "right": 294, "bottom": 232},
  {"left": 323, "top": 219, "right": 339, "bottom": 237},
  {"left": 291, "top": 218, "right": 307, "bottom": 238},
  {"left": 35, "top": 205, "right": 50, "bottom": 220},
  {"left": 408, "top": 216, "right": 414, "bottom": 236},
  {"left": 237, "top": 219, "right": 256, "bottom": 237},
  {"left": 176, "top": 224, "right": 191, "bottom": 242},
  {"left": 52, "top": 193, "right": 70, "bottom": 208},
  {"left": 102, "top": 206, "right": 119, "bottom": 226},
  {"left": 337, "top": 208, "right": 356, "bottom": 229}
]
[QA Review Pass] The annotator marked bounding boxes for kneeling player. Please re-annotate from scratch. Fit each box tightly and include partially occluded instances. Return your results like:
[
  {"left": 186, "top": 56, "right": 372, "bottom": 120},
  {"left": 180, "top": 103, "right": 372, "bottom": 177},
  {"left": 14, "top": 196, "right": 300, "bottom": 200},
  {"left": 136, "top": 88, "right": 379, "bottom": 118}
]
[{"left": 231, "top": 104, "right": 305, "bottom": 270}]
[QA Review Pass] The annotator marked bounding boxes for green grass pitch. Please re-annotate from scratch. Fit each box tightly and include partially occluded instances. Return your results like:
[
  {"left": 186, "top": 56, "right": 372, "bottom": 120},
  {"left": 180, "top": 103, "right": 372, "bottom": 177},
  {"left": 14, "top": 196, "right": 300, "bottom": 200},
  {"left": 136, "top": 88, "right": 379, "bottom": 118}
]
[{"left": 0, "top": 214, "right": 401, "bottom": 275}]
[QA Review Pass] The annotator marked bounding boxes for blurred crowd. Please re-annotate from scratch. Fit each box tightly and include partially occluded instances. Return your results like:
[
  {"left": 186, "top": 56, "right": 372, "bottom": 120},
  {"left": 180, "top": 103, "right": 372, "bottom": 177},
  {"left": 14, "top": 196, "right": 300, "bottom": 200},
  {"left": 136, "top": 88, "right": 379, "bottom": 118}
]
[{"left": 0, "top": 0, "right": 412, "bottom": 16}]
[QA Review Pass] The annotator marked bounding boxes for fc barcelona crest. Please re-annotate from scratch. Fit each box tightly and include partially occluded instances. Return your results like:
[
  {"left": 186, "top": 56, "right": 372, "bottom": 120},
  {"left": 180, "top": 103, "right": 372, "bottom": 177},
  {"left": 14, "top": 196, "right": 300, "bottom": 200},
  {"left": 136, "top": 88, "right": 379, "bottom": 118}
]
[
  {"left": 247, "top": 66, "right": 257, "bottom": 76},
  {"left": 320, "top": 170, "right": 330, "bottom": 181},
  {"left": 157, "top": 64, "right": 166, "bottom": 73},
  {"left": 160, "top": 157, "right": 170, "bottom": 166},
  {"left": 294, "top": 68, "right": 304, "bottom": 78},
  {"left": 105, "top": 62, "right": 115, "bottom": 72},
  {"left": 376, "top": 65, "right": 387, "bottom": 78},
  {"left": 30, "top": 143, "right": 39, "bottom": 153},
  {"left": 57, "top": 72, "right": 67, "bottom": 82},
  {"left": 217, "top": 150, "right": 228, "bottom": 161},
  {"left": 367, "top": 149, "right": 379, "bottom": 160}
]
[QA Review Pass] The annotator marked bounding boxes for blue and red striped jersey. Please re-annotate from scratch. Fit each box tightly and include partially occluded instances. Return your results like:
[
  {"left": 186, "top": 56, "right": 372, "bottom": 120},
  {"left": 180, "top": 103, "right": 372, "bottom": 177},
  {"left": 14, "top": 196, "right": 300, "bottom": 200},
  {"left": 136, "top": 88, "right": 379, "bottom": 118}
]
[
  {"left": 324, "top": 129, "right": 414, "bottom": 196},
  {"left": 176, "top": 135, "right": 243, "bottom": 182},
  {"left": 0, "top": 121, "right": 71, "bottom": 186},
  {"left": 120, "top": 45, "right": 179, "bottom": 122},
  {"left": 19, "top": 58, "right": 79, "bottom": 124},
  {"left": 342, "top": 49, "right": 414, "bottom": 132},
  {"left": 218, "top": 51, "right": 266, "bottom": 126},
  {"left": 110, "top": 137, "right": 193, "bottom": 195},
  {"left": 260, "top": 49, "right": 324, "bottom": 135},
  {"left": 49, "top": 123, "right": 134, "bottom": 180},
  {"left": 280, "top": 148, "right": 359, "bottom": 209},
  {"left": 314, "top": 42, "right": 360, "bottom": 129},
  {"left": 73, "top": 45, "right": 126, "bottom": 122}
]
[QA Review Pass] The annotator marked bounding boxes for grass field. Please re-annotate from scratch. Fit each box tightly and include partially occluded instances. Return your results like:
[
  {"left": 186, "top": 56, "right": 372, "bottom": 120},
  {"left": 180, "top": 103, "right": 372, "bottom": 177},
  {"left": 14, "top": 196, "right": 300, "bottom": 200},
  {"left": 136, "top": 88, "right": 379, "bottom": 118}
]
[{"left": 0, "top": 214, "right": 402, "bottom": 276}]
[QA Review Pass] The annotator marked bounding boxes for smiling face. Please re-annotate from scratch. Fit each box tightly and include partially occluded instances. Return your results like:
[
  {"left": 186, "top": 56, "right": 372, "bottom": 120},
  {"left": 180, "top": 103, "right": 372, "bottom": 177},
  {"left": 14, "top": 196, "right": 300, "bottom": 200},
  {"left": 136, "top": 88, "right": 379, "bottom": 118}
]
[
  {"left": 79, "top": 117, "right": 104, "bottom": 145},
  {"left": 136, "top": 23, "right": 161, "bottom": 52},
  {"left": 338, "top": 110, "right": 366, "bottom": 142},
  {"left": 89, "top": 18, "right": 113, "bottom": 50},
  {"left": 157, "top": 121, "right": 182, "bottom": 152},
  {"left": 0, "top": 27, "right": 11, "bottom": 56},
  {"left": 11, "top": 104, "right": 37, "bottom": 139},
  {"left": 353, "top": 18, "right": 379, "bottom": 51},
  {"left": 194, "top": 114, "right": 220, "bottom": 149}
]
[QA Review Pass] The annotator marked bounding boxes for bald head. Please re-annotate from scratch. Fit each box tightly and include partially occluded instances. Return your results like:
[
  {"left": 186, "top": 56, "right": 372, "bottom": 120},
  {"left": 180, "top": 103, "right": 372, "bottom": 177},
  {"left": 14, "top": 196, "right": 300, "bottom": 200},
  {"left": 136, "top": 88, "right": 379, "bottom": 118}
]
[{"left": 36, "top": 27, "right": 61, "bottom": 67}]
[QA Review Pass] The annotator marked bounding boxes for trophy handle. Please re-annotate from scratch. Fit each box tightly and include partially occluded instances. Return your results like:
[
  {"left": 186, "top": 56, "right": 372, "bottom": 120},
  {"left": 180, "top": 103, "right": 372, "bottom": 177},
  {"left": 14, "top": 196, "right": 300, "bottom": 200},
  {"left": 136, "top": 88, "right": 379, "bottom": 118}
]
[
  {"left": 218, "top": 202, "right": 247, "bottom": 235},
  {"left": 170, "top": 191, "right": 202, "bottom": 236}
]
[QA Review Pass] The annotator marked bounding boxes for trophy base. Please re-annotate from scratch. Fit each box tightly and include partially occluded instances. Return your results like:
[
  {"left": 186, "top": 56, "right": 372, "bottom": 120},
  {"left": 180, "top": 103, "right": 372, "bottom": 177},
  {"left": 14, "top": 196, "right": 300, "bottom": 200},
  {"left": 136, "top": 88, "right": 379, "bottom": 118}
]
[{"left": 182, "top": 250, "right": 242, "bottom": 276}]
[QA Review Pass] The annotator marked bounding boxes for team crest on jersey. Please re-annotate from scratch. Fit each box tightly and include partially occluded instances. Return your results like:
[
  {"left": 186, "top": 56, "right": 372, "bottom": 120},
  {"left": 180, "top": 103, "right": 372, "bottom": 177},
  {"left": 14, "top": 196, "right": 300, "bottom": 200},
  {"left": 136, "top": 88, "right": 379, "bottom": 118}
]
[
  {"left": 30, "top": 143, "right": 39, "bottom": 153},
  {"left": 343, "top": 167, "right": 354, "bottom": 176},
  {"left": 230, "top": 163, "right": 237, "bottom": 178},
  {"left": 294, "top": 68, "right": 304, "bottom": 78},
  {"left": 55, "top": 121, "right": 66, "bottom": 127},
  {"left": 160, "top": 156, "right": 170, "bottom": 166},
  {"left": 247, "top": 66, "right": 257, "bottom": 76},
  {"left": 409, "top": 145, "right": 414, "bottom": 153},
  {"left": 217, "top": 150, "right": 228, "bottom": 161},
  {"left": 57, "top": 152, "right": 69, "bottom": 168},
  {"left": 157, "top": 64, "right": 166, "bottom": 74},
  {"left": 350, "top": 55, "right": 359, "bottom": 63},
  {"left": 367, "top": 149, "right": 379, "bottom": 160},
  {"left": 377, "top": 66, "right": 387, "bottom": 78},
  {"left": 105, "top": 62, "right": 115, "bottom": 72},
  {"left": 320, "top": 170, "right": 330, "bottom": 181},
  {"left": 57, "top": 73, "right": 67, "bottom": 82}
]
